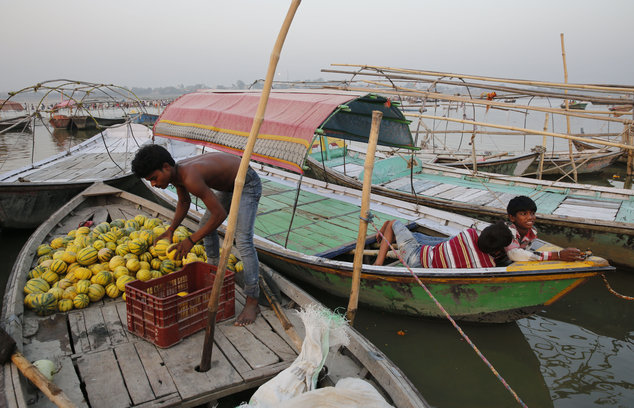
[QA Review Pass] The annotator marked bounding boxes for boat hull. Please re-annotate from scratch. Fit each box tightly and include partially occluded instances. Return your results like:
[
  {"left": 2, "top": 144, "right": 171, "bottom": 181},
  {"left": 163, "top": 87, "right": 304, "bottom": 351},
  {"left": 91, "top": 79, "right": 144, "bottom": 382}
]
[{"left": 257, "top": 247, "right": 598, "bottom": 323}]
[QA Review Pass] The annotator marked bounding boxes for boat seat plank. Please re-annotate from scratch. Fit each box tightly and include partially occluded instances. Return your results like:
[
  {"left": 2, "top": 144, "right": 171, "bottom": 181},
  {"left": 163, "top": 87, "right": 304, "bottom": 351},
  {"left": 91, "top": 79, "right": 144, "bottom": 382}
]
[
  {"left": 218, "top": 325, "right": 280, "bottom": 369},
  {"left": 156, "top": 331, "right": 242, "bottom": 401},
  {"left": 453, "top": 189, "right": 490, "bottom": 203},
  {"left": 435, "top": 186, "right": 472, "bottom": 200},
  {"left": 134, "top": 341, "right": 179, "bottom": 398},
  {"left": 68, "top": 310, "right": 91, "bottom": 354},
  {"left": 101, "top": 302, "right": 128, "bottom": 346},
  {"left": 563, "top": 196, "right": 621, "bottom": 209},
  {"left": 553, "top": 205, "right": 617, "bottom": 221},
  {"left": 420, "top": 183, "right": 456, "bottom": 197},
  {"left": 484, "top": 192, "right": 516, "bottom": 209},
  {"left": 115, "top": 342, "right": 156, "bottom": 406},
  {"left": 260, "top": 308, "right": 306, "bottom": 347},
  {"left": 27, "top": 356, "right": 89, "bottom": 408},
  {"left": 76, "top": 349, "right": 132, "bottom": 408},
  {"left": 616, "top": 200, "right": 634, "bottom": 223},
  {"left": 530, "top": 192, "right": 566, "bottom": 214}
]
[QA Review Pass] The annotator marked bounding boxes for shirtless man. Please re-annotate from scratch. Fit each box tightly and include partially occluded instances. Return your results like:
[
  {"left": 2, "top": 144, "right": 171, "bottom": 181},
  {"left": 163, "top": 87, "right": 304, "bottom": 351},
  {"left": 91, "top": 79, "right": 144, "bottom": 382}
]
[{"left": 131, "top": 144, "right": 262, "bottom": 326}]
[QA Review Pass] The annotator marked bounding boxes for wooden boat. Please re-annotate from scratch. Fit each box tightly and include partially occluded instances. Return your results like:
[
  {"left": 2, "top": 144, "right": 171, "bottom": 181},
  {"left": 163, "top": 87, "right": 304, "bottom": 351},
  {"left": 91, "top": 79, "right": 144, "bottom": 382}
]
[
  {"left": 307, "top": 151, "right": 634, "bottom": 268},
  {"left": 560, "top": 101, "right": 588, "bottom": 110},
  {"left": 48, "top": 114, "right": 72, "bottom": 129},
  {"left": 71, "top": 115, "right": 126, "bottom": 130},
  {"left": 129, "top": 112, "right": 159, "bottom": 126},
  {"left": 1, "top": 183, "right": 426, "bottom": 408},
  {"left": 0, "top": 115, "right": 31, "bottom": 133},
  {"left": 523, "top": 148, "right": 622, "bottom": 176},
  {"left": 0, "top": 123, "right": 196, "bottom": 229},
  {"left": 149, "top": 163, "right": 614, "bottom": 323},
  {"left": 430, "top": 150, "right": 538, "bottom": 176}
]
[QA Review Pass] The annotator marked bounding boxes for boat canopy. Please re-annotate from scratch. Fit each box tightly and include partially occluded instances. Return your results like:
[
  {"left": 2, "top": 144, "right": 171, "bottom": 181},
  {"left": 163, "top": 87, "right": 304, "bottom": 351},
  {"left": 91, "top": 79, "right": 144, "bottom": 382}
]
[
  {"left": 153, "top": 89, "right": 414, "bottom": 173},
  {"left": 0, "top": 100, "right": 25, "bottom": 111}
]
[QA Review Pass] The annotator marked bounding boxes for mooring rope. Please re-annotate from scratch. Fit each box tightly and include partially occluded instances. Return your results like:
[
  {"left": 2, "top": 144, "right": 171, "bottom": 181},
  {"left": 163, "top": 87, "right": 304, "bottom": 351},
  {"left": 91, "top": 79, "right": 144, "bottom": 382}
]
[
  {"left": 601, "top": 273, "right": 634, "bottom": 301},
  {"left": 368, "top": 216, "right": 528, "bottom": 408}
]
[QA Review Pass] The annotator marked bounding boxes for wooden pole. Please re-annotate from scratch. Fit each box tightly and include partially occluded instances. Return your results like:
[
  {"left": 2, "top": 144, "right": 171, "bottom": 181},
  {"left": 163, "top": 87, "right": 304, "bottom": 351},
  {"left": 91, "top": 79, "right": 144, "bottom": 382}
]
[
  {"left": 538, "top": 114, "right": 549, "bottom": 179},
  {"left": 560, "top": 33, "right": 578, "bottom": 182},
  {"left": 199, "top": 0, "right": 301, "bottom": 372},
  {"left": 346, "top": 110, "right": 383, "bottom": 325}
]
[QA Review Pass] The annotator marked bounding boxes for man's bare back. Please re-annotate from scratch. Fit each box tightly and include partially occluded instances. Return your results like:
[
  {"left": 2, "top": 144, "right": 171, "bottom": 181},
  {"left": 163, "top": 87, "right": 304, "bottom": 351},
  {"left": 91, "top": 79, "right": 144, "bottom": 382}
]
[{"left": 176, "top": 152, "right": 242, "bottom": 192}]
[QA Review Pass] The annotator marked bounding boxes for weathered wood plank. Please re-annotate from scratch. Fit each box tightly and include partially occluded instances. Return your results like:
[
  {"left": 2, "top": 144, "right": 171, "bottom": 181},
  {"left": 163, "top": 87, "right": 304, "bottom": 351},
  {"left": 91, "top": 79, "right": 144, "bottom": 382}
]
[
  {"left": 82, "top": 306, "right": 112, "bottom": 351},
  {"left": 76, "top": 349, "right": 131, "bottom": 408},
  {"left": 68, "top": 311, "right": 90, "bottom": 354},
  {"left": 244, "top": 315, "right": 297, "bottom": 362},
  {"left": 115, "top": 342, "right": 155, "bottom": 405},
  {"left": 101, "top": 302, "right": 128, "bottom": 346},
  {"left": 218, "top": 325, "right": 279, "bottom": 369},
  {"left": 134, "top": 341, "right": 178, "bottom": 398},
  {"left": 157, "top": 331, "right": 242, "bottom": 401}
]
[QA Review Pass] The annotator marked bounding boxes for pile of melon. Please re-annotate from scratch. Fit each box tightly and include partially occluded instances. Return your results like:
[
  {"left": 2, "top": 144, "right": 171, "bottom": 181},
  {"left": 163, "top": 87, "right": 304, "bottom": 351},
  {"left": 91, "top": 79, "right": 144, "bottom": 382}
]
[{"left": 23, "top": 214, "right": 211, "bottom": 316}]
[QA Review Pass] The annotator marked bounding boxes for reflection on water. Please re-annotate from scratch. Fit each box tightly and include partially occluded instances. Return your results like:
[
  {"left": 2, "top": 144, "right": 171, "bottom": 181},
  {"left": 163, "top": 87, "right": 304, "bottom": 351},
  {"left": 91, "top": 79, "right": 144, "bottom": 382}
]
[{"left": 518, "top": 315, "right": 634, "bottom": 407}]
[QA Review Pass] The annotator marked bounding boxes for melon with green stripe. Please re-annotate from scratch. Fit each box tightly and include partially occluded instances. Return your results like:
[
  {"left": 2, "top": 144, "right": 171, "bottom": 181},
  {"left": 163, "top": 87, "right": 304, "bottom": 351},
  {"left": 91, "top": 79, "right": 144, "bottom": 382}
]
[
  {"left": 77, "top": 246, "right": 98, "bottom": 266},
  {"left": 116, "top": 275, "right": 136, "bottom": 292},
  {"left": 32, "top": 293, "right": 58, "bottom": 316},
  {"left": 58, "top": 298, "right": 74, "bottom": 312},
  {"left": 87, "top": 284, "right": 106, "bottom": 302},
  {"left": 24, "top": 278, "right": 50, "bottom": 295},
  {"left": 73, "top": 293, "right": 90, "bottom": 309}
]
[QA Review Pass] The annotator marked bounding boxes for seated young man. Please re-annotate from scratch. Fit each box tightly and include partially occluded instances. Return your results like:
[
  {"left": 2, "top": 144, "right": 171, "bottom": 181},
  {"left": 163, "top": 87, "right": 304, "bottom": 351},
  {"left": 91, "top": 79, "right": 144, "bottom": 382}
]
[
  {"left": 373, "top": 219, "right": 512, "bottom": 268},
  {"left": 503, "top": 195, "right": 583, "bottom": 262}
]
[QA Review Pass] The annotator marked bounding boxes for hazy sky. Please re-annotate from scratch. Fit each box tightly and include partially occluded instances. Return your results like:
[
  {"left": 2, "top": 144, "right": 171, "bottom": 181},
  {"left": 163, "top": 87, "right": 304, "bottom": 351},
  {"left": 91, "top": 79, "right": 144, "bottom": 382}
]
[{"left": 2, "top": 0, "right": 632, "bottom": 93}]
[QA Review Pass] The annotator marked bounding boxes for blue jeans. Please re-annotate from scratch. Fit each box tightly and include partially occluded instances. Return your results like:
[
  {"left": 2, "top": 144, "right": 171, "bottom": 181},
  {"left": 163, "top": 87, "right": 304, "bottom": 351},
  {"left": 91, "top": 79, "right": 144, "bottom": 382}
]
[
  {"left": 392, "top": 220, "right": 448, "bottom": 268},
  {"left": 199, "top": 167, "right": 262, "bottom": 298}
]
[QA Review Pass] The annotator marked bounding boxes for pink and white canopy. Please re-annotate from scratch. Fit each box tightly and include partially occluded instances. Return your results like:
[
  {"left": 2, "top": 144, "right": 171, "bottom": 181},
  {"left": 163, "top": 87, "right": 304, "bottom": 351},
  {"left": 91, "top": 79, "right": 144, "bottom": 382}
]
[{"left": 154, "top": 89, "right": 413, "bottom": 173}]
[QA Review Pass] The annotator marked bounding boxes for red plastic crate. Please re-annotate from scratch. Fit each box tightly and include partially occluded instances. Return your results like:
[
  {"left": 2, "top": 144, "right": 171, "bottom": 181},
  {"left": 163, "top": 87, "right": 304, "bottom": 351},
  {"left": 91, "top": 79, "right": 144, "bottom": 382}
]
[{"left": 125, "top": 262, "right": 235, "bottom": 348}]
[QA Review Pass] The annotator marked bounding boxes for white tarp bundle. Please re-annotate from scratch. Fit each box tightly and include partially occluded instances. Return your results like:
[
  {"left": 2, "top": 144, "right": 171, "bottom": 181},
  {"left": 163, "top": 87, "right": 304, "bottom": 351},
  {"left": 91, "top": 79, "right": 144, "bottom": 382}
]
[{"left": 242, "top": 305, "right": 393, "bottom": 408}]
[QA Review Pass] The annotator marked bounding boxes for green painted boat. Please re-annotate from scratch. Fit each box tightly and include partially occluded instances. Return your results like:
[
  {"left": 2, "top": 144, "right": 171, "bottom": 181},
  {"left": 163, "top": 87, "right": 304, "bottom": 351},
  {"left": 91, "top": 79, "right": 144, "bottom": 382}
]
[
  {"left": 306, "top": 147, "right": 634, "bottom": 269},
  {"left": 149, "top": 89, "right": 615, "bottom": 323},
  {"left": 149, "top": 164, "right": 614, "bottom": 323}
]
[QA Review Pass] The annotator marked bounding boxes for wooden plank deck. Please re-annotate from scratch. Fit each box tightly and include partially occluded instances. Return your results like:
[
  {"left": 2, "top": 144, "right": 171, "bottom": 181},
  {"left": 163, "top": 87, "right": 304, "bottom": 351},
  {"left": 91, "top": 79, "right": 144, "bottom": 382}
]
[{"left": 21, "top": 289, "right": 299, "bottom": 408}]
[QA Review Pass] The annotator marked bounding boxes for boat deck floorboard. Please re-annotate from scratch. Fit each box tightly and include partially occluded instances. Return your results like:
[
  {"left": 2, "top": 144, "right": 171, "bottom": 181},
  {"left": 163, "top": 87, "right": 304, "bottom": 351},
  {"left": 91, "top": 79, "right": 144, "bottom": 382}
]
[{"left": 21, "top": 290, "right": 302, "bottom": 408}]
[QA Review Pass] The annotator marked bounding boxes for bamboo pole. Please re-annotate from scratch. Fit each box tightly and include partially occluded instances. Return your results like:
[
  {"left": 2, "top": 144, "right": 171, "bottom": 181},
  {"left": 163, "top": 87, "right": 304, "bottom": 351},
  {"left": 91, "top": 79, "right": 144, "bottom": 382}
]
[
  {"left": 199, "top": 0, "right": 301, "bottom": 372},
  {"left": 329, "top": 81, "right": 632, "bottom": 125},
  {"left": 346, "top": 110, "right": 383, "bottom": 325},
  {"left": 538, "top": 114, "right": 549, "bottom": 179},
  {"left": 330, "top": 63, "right": 634, "bottom": 94},
  {"left": 560, "top": 33, "right": 578, "bottom": 182}
]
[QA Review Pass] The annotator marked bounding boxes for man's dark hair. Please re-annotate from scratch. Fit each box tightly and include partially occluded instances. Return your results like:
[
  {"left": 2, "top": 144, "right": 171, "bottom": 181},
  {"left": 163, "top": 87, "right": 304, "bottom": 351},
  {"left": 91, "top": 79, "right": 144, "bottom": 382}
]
[
  {"left": 506, "top": 195, "right": 537, "bottom": 216},
  {"left": 477, "top": 221, "right": 513, "bottom": 255},
  {"left": 131, "top": 144, "right": 175, "bottom": 179}
]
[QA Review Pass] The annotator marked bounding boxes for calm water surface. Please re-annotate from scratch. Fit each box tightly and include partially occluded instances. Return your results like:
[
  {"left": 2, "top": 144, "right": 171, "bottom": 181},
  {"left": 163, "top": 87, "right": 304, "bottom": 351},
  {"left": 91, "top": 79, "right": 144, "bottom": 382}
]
[{"left": 1, "top": 120, "right": 633, "bottom": 407}]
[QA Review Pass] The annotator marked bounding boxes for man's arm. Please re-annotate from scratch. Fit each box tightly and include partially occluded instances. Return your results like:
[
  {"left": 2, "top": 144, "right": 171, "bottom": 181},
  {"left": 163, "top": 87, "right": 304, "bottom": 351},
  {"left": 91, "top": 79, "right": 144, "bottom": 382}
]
[{"left": 156, "top": 184, "right": 191, "bottom": 243}]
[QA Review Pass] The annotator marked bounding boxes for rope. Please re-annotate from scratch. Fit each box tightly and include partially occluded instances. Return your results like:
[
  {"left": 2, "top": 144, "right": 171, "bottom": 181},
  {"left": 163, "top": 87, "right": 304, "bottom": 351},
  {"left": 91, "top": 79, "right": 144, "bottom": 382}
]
[
  {"left": 601, "top": 273, "right": 634, "bottom": 301},
  {"left": 368, "top": 217, "right": 528, "bottom": 408}
]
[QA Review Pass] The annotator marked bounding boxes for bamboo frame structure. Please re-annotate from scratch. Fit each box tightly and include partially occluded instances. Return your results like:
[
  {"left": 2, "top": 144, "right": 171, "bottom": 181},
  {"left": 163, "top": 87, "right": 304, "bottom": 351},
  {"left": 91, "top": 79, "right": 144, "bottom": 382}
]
[{"left": 199, "top": 0, "right": 301, "bottom": 372}]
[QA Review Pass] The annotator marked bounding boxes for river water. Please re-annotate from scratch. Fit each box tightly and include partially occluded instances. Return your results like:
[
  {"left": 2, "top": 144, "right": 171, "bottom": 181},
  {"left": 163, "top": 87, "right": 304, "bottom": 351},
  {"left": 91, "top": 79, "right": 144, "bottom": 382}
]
[{"left": 1, "top": 117, "right": 633, "bottom": 408}]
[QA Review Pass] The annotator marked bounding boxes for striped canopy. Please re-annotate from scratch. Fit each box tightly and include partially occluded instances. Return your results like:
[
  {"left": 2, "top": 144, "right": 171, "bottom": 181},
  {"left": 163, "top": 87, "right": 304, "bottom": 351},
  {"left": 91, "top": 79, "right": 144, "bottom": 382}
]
[{"left": 153, "top": 89, "right": 414, "bottom": 173}]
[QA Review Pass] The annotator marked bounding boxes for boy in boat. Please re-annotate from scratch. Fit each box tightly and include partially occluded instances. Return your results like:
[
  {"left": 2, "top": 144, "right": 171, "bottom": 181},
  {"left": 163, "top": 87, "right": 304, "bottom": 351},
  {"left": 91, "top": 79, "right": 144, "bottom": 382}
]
[
  {"left": 502, "top": 195, "right": 583, "bottom": 263},
  {"left": 373, "top": 219, "right": 512, "bottom": 268},
  {"left": 131, "top": 144, "right": 262, "bottom": 326}
]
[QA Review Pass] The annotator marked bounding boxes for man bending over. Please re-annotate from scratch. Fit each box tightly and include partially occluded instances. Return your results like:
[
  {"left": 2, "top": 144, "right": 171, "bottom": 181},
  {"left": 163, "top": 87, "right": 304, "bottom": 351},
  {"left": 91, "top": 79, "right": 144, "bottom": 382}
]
[{"left": 131, "top": 144, "right": 262, "bottom": 326}]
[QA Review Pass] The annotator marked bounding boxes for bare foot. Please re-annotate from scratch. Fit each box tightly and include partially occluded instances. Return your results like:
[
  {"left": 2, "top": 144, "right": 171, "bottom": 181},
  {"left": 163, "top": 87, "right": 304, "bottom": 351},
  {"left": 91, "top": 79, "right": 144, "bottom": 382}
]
[{"left": 234, "top": 296, "right": 260, "bottom": 326}]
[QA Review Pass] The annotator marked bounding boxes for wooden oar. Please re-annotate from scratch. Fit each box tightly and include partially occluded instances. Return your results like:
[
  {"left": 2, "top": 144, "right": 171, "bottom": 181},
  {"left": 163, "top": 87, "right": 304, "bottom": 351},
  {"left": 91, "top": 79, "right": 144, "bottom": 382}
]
[
  {"left": 346, "top": 110, "right": 383, "bottom": 325},
  {"left": 199, "top": 0, "right": 302, "bottom": 372},
  {"left": 0, "top": 326, "right": 75, "bottom": 408}
]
